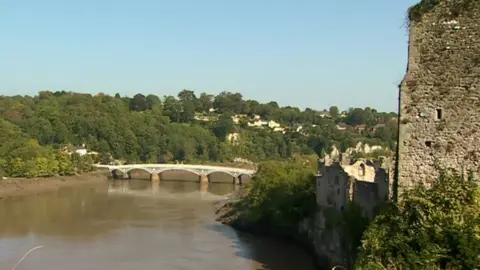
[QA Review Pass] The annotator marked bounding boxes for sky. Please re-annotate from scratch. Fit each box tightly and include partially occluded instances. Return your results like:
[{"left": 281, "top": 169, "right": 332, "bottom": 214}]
[{"left": 0, "top": 0, "right": 419, "bottom": 112}]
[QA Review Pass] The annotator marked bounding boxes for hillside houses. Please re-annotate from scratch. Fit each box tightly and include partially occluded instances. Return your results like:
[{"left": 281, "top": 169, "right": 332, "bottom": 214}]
[
  {"left": 61, "top": 144, "right": 98, "bottom": 157},
  {"left": 193, "top": 108, "right": 395, "bottom": 138}
]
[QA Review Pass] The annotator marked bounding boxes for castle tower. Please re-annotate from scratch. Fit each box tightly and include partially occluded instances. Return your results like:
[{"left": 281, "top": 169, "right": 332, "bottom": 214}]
[{"left": 396, "top": 0, "right": 480, "bottom": 192}]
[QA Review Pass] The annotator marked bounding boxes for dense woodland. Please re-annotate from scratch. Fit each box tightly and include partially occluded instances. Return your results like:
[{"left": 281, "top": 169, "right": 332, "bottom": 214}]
[{"left": 0, "top": 90, "right": 397, "bottom": 178}]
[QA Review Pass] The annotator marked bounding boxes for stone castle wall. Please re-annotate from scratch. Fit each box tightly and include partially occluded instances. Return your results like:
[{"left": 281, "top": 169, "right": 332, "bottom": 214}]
[{"left": 397, "top": 0, "right": 480, "bottom": 188}]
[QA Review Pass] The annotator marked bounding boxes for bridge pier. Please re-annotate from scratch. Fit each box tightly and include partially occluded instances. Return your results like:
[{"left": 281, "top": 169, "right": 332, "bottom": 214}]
[
  {"left": 233, "top": 175, "right": 243, "bottom": 185},
  {"left": 200, "top": 181, "right": 208, "bottom": 193},
  {"left": 199, "top": 174, "right": 209, "bottom": 183},
  {"left": 151, "top": 182, "right": 159, "bottom": 194},
  {"left": 150, "top": 173, "right": 160, "bottom": 183}
]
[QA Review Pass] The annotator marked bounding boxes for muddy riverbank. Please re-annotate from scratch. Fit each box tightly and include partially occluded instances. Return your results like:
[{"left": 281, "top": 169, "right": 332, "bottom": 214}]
[
  {"left": 215, "top": 192, "right": 328, "bottom": 270},
  {"left": 0, "top": 170, "right": 109, "bottom": 198}
]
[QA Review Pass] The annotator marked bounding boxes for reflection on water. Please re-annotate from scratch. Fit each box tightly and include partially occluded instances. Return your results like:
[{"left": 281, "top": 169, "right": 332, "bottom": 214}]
[{"left": 0, "top": 179, "right": 316, "bottom": 270}]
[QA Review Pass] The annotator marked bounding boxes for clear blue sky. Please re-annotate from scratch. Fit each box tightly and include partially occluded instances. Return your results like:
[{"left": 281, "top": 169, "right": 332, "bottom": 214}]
[{"left": 1, "top": 0, "right": 419, "bottom": 112}]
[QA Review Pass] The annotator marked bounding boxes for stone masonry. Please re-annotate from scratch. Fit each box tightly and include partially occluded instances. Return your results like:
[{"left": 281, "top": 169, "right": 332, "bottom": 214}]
[
  {"left": 316, "top": 150, "right": 393, "bottom": 219},
  {"left": 397, "top": 0, "right": 480, "bottom": 190}
]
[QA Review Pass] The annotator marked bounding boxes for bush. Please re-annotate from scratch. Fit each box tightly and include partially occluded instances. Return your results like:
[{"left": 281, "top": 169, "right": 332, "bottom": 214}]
[
  {"left": 408, "top": 0, "right": 441, "bottom": 23},
  {"left": 240, "top": 159, "right": 317, "bottom": 228},
  {"left": 356, "top": 170, "right": 480, "bottom": 269}
]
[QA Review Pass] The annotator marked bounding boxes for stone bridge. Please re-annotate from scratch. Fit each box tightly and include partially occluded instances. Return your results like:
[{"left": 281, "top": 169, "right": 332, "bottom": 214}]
[{"left": 94, "top": 164, "right": 256, "bottom": 185}]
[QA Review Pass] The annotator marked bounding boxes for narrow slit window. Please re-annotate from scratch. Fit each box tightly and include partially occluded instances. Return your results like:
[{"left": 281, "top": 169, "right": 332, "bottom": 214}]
[{"left": 436, "top": 109, "right": 443, "bottom": 120}]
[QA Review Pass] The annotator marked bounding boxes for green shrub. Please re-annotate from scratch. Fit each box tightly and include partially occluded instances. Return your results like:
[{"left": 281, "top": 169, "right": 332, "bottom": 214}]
[
  {"left": 240, "top": 159, "right": 317, "bottom": 228},
  {"left": 356, "top": 170, "right": 480, "bottom": 269},
  {"left": 408, "top": 0, "right": 441, "bottom": 23}
]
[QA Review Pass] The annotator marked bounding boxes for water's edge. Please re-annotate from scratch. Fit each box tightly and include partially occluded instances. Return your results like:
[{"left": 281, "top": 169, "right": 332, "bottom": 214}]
[
  {"left": 0, "top": 170, "right": 108, "bottom": 198},
  {"left": 214, "top": 198, "right": 328, "bottom": 270}
]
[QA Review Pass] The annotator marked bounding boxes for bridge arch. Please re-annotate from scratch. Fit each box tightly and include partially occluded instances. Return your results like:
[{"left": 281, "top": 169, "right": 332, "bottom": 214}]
[
  {"left": 238, "top": 173, "right": 252, "bottom": 184},
  {"left": 238, "top": 173, "right": 253, "bottom": 179},
  {"left": 124, "top": 167, "right": 155, "bottom": 179},
  {"left": 207, "top": 171, "right": 253, "bottom": 183},
  {"left": 110, "top": 168, "right": 129, "bottom": 179},
  {"left": 157, "top": 168, "right": 202, "bottom": 176},
  {"left": 207, "top": 171, "right": 236, "bottom": 183}
]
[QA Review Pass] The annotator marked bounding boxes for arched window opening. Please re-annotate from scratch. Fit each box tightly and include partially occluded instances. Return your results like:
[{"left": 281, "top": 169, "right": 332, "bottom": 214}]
[{"left": 359, "top": 163, "right": 366, "bottom": 177}]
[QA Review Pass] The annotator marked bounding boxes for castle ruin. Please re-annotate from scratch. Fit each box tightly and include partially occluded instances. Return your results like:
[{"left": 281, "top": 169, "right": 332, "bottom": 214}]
[
  {"left": 316, "top": 145, "right": 394, "bottom": 219},
  {"left": 396, "top": 0, "right": 480, "bottom": 190}
]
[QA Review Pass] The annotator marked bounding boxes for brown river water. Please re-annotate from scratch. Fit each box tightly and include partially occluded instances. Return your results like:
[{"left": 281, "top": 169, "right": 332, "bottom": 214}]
[{"left": 0, "top": 179, "right": 317, "bottom": 270}]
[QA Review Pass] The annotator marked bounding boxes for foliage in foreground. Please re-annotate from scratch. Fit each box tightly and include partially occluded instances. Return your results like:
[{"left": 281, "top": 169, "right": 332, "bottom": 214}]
[
  {"left": 356, "top": 171, "right": 480, "bottom": 270},
  {"left": 239, "top": 158, "right": 317, "bottom": 228}
]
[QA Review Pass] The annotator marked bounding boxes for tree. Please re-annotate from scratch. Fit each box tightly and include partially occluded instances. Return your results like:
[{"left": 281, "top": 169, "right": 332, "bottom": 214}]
[
  {"left": 238, "top": 160, "right": 317, "bottom": 227},
  {"left": 213, "top": 91, "right": 245, "bottom": 114},
  {"left": 129, "top": 93, "right": 148, "bottom": 111},
  {"left": 212, "top": 115, "right": 234, "bottom": 141},
  {"left": 329, "top": 106, "right": 339, "bottom": 118},
  {"left": 163, "top": 95, "right": 181, "bottom": 122},
  {"left": 146, "top": 94, "right": 161, "bottom": 109},
  {"left": 197, "top": 92, "right": 214, "bottom": 112}
]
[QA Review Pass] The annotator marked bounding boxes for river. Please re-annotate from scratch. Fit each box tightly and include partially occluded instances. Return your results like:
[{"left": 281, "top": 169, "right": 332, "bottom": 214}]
[{"left": 0, "top": 179, "right": 317, "bottom": 270}]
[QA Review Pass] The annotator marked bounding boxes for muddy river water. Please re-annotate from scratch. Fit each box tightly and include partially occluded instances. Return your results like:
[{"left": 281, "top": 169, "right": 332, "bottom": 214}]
[{"left": 0, "top": 179, "right": 316, "bottom": 270}]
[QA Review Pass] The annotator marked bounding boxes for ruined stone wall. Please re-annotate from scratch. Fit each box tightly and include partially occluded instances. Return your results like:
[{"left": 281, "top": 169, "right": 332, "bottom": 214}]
[
  {"left": 353, "top": 181, "right": 378, "bottom": 220},
  {"left": 316, "top": 163, "right": 349, "bottom": 211},
  {"left": 374, "top": 168, "right": 390, "bottom": 201},
  {"left": 397, "top": 0, "right": 480, "bottom": 188}
]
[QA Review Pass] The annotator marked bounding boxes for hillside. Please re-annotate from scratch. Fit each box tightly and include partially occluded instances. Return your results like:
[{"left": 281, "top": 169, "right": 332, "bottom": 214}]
[{"left": 0, "top": 90, "right": 397, "bottom": 178}]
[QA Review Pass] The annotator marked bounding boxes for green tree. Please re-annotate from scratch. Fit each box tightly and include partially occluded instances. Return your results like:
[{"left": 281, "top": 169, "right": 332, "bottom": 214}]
[
  {"left": 212, "top": 115, "right": 234, "bottom": 141},
  {"left": 329, "top": 105, "right": 339, "bottom": 118},
  {"left": 357, "top": 171, "right": 480, "bottom": 270},
  {"left": 146, "top": 94, "right": 161, "bottom": 109},
  {"left": 238, "top": 159, "right": 317, "bottom": 227},
  {"left": 129, "top": 93, "right": 148, "bottom": 111},
  {"left": 197, "top": 92, "right": 214, "bottom": 112}
]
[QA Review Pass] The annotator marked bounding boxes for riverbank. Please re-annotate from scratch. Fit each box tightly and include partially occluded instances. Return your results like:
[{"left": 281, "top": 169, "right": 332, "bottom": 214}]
[
  {"left": 214, "top": 191, "right": 329, "bottom": 270},
  {"left": 0, "top": 170, "right": 109, "bottom": 198}
]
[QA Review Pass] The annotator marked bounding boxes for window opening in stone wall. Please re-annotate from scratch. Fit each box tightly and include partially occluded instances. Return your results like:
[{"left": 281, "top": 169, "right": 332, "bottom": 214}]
[
  {"left": 436, "top": 109, "right": 443, "bottom": 120},
  {"left": 337, "top": 188, "right": 340, "bottom": 196},
  {"left": 359, "top": 163, "right": 366, "bottom": 177},
  {"left": 425, "top": 141, "right": 433, "bottom": 148}
]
